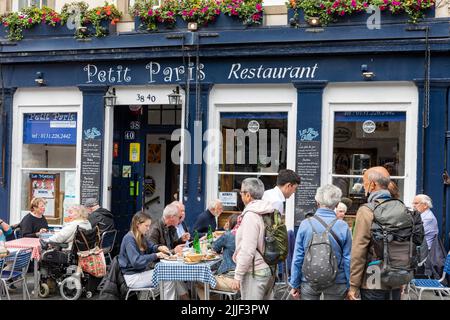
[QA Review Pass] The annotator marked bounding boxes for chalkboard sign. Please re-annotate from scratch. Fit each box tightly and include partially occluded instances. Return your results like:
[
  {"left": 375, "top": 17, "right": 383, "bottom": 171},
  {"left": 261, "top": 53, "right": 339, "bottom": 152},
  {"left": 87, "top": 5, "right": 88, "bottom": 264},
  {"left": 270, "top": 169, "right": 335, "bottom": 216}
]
[
  {"left": 80, "top": 139, "right": 102, "bottom": 205},
  {"left": 295, "top": 140, "right": 321, "bottom": 226}
]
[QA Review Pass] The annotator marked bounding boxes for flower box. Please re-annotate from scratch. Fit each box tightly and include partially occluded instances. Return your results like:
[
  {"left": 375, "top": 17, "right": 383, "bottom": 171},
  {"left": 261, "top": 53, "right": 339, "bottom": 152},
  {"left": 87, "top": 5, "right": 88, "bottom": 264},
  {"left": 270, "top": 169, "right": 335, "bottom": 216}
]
[
  {"left": 209, "top": 14, "right": 247, "bottom": 29},
  {"left": 86, "top": 19, "right": 117, "bottom": 36},
  {"left": 21, "top": 22, "right": 75, "bottom": 38},
  {"left": 287, "top": 8, "right": 305, "bottom": 26}
]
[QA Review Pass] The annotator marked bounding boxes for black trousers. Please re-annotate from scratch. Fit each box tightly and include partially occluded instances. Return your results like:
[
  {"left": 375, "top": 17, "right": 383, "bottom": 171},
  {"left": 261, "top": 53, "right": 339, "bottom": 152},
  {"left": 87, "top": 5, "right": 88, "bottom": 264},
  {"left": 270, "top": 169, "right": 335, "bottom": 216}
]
[{"left": 360, "top": 288, "right": 401, "bottom": 300}]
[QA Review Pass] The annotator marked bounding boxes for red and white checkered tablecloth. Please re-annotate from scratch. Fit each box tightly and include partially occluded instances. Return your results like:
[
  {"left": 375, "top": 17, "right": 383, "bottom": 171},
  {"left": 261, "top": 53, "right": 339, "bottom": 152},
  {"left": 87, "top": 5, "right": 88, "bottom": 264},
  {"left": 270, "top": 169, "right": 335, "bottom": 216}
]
[{"left": 5, "top": 238, "right": 42, "bottom": 261}]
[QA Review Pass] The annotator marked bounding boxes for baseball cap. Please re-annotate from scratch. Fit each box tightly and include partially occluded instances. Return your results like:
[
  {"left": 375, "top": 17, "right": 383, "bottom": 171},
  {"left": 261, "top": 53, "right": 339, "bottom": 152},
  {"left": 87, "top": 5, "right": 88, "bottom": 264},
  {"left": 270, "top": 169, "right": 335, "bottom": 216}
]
[{"left": 84, "top": 198, "right": 99, "bottom": 208}]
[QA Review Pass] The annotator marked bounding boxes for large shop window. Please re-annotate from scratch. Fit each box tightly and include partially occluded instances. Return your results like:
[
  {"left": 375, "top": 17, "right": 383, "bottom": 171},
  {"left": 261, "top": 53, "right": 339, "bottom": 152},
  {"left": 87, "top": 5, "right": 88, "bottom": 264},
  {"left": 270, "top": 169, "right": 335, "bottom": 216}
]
[
  {"left": 332, "top": 111, "right": 406, "bottom": 214},
  {"left": 218, "top": 112, "right": 287, "bottom": 210},
  {"left": 20, "top": 112, "right": 77, "bottom": 225}
]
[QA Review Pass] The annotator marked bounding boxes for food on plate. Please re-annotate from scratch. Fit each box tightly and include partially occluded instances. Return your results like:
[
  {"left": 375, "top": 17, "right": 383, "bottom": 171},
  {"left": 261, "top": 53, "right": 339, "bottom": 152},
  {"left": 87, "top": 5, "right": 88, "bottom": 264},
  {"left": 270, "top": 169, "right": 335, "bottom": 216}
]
[
  {"left": 184, "top": 253, "right": 204, "bottom": 263},
  {"left": 204, "top": 253, "right": 217, "bottom": 260}
]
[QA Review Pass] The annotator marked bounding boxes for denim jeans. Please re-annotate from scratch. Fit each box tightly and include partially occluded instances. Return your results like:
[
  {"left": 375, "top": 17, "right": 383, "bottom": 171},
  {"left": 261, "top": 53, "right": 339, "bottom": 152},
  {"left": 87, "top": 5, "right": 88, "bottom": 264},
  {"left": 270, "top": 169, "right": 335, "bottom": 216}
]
[
  {"left": 360, "top": 288, "right": 401, "bottom": 300},
  {"left": 300, "top": 282, "right": 348, "bottom": 300}
]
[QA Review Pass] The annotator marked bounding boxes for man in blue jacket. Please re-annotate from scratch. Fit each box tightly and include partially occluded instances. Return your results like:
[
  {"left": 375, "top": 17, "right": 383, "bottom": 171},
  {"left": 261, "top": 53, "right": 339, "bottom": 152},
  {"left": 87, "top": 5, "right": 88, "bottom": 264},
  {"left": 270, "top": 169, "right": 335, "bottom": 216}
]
[{"left": 289, "top": 184, "right": 352, "bottom": 300}]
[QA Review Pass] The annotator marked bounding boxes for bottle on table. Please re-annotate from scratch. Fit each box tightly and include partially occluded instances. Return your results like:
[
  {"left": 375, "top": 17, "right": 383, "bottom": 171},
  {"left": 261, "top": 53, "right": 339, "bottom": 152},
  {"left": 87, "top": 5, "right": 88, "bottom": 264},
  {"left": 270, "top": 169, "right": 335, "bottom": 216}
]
[{"left": 193, "top": 230, "right": 201, "bottom": 254}]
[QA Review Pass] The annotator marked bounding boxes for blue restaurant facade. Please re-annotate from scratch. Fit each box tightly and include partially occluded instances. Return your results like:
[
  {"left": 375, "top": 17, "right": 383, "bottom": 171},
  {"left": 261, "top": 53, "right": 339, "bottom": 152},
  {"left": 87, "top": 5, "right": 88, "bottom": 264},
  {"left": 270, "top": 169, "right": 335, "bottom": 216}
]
[{"left": 0, "top": 13, "right": 450, "bottom": 247}]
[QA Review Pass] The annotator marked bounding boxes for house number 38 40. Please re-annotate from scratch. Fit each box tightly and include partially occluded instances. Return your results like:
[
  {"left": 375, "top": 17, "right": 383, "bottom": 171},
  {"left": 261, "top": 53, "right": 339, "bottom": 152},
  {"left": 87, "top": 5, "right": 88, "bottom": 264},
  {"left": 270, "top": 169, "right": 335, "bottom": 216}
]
[{"left": 137, "top": 94, "right": 157, "bottom": 103}]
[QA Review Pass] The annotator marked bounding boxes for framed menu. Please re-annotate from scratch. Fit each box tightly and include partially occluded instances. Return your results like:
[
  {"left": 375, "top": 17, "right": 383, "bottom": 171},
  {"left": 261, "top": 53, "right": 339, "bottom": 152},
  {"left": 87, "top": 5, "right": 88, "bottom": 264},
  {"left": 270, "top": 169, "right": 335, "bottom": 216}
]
[{"left": 29, "top": 172, "right": 60, "bottom": 219}]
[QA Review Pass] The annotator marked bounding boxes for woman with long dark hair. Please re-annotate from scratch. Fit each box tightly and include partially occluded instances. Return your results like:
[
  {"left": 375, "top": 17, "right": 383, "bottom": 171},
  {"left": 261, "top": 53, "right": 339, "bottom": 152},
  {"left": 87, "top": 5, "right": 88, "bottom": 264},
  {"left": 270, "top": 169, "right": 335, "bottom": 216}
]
[{"left": 118, "top": 212, "right": 180, "bottom": 298}]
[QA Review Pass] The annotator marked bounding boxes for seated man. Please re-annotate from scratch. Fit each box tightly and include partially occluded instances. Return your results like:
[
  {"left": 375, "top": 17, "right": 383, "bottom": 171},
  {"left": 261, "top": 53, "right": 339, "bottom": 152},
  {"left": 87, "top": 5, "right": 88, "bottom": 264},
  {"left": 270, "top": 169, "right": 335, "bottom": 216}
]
[{"left": 194, "top": 200, "right": 223, "bottom": 238}]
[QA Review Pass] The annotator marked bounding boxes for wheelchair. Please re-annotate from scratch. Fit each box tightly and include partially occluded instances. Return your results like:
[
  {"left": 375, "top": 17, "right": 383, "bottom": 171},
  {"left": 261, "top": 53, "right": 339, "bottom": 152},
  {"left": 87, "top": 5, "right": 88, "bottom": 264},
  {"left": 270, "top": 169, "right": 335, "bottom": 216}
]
[{"left": 38, "top": 226, "right": 103, "bottom": 300}]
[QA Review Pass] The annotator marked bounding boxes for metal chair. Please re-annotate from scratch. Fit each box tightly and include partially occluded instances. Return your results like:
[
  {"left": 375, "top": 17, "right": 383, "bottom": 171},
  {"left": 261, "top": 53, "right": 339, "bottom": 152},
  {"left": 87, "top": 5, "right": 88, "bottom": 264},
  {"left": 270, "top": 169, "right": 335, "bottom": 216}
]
[
  {"left": 125, "top": 287, "right": 160, "bottom": 300},
  {"left": 11, "top": 224, "right": 21, "bottom": 239},
  {"left": 209, "top": 288, "right": 239, "bottom": 300},
  {"left": 0, "top": 258, "right": 4, "bottom": 300},
  {"left": 408, "top": 253, "right": 450, "bottom": 300},
  {"left": 100, "top": 229, "right": 117, "bottom": 265},
  {"left": 0, "top": 248, "right": 33, "bottom": 300}
]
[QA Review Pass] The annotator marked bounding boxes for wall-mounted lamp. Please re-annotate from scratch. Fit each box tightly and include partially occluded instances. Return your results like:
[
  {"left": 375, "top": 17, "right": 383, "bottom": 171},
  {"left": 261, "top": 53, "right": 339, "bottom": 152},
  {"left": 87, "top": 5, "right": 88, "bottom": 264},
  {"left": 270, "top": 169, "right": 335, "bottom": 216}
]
[
  {"left": 361, "top": 64, "right": 375, "bottom": 80},
  {"left": 35, "top": 72, "right": 45, "bottom": 86},
  {"left": 168, "top": 86, "right": 182, "bottom": 105},
  {"left": 187, "top": 22, "right": 198, "bottom": 31},
  {"left": 104, "top": 87, "right": 117, "bottom": 108},
  {"left": 306, "top": 17, "right": 321, "bottom": 27}
]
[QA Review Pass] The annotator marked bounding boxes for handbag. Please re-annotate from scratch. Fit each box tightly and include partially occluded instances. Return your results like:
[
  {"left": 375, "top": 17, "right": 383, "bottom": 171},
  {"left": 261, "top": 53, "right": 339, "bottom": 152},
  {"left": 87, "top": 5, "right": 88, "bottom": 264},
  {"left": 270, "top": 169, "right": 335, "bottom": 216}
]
[
  {"left": 75, "top": 227, "right": 107, "bottom": 278},
  {"left": 78, "top": 246, "right": 107, "bottom": 278}
]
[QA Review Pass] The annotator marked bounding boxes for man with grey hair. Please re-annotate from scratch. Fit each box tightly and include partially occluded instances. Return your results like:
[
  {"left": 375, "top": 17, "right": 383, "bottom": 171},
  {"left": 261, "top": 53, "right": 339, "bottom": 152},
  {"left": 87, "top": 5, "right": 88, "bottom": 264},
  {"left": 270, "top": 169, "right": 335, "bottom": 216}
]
[
  {"left": 412, "top": 194, "right": 438, "bottom": 249},
  {"left": 148, "top": 203, "right": 184, "bottom": 254},
  {"left": 289, "top": 184, "right": 352, "bottom": 300},
  {"left": 170, "top": 201, "right": 191, "bottom": 246},
  {"left": 84, "top": 198, "right": 115, "bottom": 234},
  {"left": 193, "top": 199, "right": 223, "bottom": 238},
  {"left": 230, "top": 178, "right": 275, "bottom": 300}
]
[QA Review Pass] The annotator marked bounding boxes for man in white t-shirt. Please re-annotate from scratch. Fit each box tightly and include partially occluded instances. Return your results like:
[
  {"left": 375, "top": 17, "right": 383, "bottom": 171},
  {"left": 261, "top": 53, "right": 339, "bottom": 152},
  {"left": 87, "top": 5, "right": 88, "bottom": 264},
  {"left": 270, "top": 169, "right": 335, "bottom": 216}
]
[{"left": 262, "top": 169, "right": 300, "bottom": 215}]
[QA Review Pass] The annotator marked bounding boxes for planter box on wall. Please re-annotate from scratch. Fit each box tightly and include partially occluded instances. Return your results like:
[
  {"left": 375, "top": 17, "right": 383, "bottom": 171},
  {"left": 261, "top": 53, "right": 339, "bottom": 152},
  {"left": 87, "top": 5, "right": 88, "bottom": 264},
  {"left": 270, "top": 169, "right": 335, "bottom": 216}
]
[
  {"left": 209, "top": 14, "right": 246, "bottom": 30},
  {"left": 287, "top": 8, "right": 305, "bottom": 27},
  {"left": 22, "top": 23, "right": 75, "bottom": 38},
  {"left": 87, "top": 20, "right": 117, "bottom": 36}
]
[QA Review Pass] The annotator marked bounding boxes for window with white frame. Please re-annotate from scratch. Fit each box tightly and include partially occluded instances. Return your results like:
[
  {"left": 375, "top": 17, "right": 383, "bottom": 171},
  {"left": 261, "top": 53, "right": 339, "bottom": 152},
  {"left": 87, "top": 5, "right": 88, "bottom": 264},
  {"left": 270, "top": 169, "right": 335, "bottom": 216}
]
[
  {"left": 19, "top": 112, "right": 78, "bottom": 225},
  {"left": 217, "top": 112, "right": 288, "bottom": 210},
  {"left": 331, "top": 111, "right": 407, "bottom": 214},
  {"left": 13, "top": 0, "right": 51, "bottom": 10}
]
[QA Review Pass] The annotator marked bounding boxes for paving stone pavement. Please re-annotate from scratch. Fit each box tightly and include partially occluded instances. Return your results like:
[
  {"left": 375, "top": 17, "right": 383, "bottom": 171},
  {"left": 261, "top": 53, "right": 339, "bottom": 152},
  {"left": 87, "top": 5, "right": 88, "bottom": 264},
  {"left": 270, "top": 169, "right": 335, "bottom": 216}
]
[{"left": 3, "top": 274, "right": 449, "bottom": 301}]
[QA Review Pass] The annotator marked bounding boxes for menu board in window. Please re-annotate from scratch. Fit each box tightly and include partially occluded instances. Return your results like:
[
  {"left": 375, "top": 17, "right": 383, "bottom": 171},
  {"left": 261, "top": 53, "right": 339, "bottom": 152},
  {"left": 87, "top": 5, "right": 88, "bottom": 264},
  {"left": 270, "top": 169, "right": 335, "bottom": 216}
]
[{"left": 29, "top": 172, "right": 60, "bottom": 219}]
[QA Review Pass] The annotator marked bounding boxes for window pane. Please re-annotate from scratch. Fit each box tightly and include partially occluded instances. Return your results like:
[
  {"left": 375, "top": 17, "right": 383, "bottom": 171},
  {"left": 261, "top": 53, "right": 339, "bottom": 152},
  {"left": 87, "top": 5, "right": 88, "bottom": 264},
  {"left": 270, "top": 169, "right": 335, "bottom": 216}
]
[
  {"left": 333, "top": 111, "right": 406, "bottom": 176},
  {"left": 22, "top": 144, "right": 76, "bottom": 168},
  {"left": 20, "top": 170, "right": 76, "bottom": 225},
  {"left": 219, "top": 112, "right": 287, "bottom": 173},
  {"left": 332, "top": 175, "right": 405, "bottom": 214},
  {"left": 218, "top": 173, "right": 277, "bottom": 196},
  {"left": 19, "top": 0, "right": 28, "bottom": 9},
  {"left": 148, "top": 110, "right": 160, "bottom": 125},
  {"left": 162, "top": 109, "right": 175, "bottom": 125}
]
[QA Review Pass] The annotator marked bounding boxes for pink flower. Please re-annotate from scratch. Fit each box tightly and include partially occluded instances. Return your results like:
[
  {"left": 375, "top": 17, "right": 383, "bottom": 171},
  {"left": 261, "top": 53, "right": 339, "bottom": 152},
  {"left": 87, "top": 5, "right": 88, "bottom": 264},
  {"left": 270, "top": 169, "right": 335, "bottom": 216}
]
[
  {"left": 339, "top": 10, "right": 345, "bottom": 16},
  {"left": 215, "top": 9, "right": 221, "bottom": 14},
  {"left": 201, "top": 7, "right": 208, "bottom": 13},
  {"left": 252, "top": 13, "right": 261, "bottom": 21},
  {"left": 182, "top": 10, "right": 188, "bottom": 16},
  {"left": 167, "top": 11, "right": 174, "bottom": 16},
  {"left": 148, "top": 9, "right": 153, "bottom": 16},
  {"left": 231, "top": 9, "right": 238, "bottom": 15},
  {"left": 255, "top": 3, "right": 262, "bottom": 11},
  {"left": 28, "top": 18, "right": 33, "bottom": 24}
]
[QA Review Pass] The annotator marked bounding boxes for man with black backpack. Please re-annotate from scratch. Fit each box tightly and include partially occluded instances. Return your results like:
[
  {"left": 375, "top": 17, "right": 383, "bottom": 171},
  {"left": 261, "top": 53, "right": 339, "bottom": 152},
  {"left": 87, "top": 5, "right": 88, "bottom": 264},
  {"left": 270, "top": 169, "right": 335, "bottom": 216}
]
[
  {"left": 289, "top": 184, "right": 352, "bottom": 300},
  {"left": 348, "top": 166, "right": 424, "bottom": 300}
]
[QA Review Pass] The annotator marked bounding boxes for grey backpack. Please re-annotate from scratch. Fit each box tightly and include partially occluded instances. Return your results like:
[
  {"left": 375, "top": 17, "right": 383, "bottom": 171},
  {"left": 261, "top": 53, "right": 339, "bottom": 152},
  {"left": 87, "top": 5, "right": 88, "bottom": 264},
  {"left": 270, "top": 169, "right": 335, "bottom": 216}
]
[{"left": 302, "top": 216, "right": 341, "bottom": 290}]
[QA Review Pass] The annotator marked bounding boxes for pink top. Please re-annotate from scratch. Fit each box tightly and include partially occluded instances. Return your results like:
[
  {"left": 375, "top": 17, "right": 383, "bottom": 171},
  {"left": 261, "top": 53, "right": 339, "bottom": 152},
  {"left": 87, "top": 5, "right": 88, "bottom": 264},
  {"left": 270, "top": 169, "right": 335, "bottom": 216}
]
[{"left": 5, "top": 238, "right": 42, "bottom": 260}]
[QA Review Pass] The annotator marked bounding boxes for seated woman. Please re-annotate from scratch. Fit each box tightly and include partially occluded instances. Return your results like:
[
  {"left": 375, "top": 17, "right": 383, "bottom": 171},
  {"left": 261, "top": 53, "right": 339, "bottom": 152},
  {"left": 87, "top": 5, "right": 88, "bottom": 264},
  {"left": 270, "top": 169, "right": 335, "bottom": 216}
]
[
  {"left": 0, "top": 218, "right": 13, "bottom": 243},
  {"left": 119, "top": 212, "right": 184, "bottom": 299},
  {"left": 197, "top": 214, "right": 239, "bottom": 300},
  {"left": 45, "top": 205, "right": 92, "bottom": 250},
  {"left": 20, "top": 197, "right": 49, "bottom": 238}
]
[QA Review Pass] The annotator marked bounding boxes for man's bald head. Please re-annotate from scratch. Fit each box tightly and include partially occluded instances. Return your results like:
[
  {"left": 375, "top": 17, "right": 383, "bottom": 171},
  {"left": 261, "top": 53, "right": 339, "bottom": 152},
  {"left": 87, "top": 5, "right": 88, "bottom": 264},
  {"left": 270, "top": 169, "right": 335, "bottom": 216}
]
[{"left": 363, "top": 166, "right": 391, "bottom": 195}]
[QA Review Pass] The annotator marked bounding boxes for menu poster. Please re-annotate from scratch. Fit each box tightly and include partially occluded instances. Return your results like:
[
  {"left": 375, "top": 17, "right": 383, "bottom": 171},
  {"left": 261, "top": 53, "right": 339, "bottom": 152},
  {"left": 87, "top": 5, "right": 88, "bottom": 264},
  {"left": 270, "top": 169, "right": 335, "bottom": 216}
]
[
  {"left": 29, "top": 173, "right": 60, "bottom": 218},
  {"left": 80, "top": 139, "right": 102, "bottom": 205},
  {"left": 294, "top": 140, "right": 321, "bottom": 226}
]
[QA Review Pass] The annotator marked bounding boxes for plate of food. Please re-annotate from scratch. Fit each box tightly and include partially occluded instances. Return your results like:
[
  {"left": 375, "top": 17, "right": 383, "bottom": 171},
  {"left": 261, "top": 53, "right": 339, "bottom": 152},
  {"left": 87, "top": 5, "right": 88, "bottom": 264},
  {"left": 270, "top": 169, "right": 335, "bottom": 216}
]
[
  {"left": 162, "top": 255, "right": 179, "bottom": 261},
  {"left": 202, "top": 253, "right": 220, "bottom": 261},
  {"left": 184, "top": 253, "right": 204, "bottom": 264}
]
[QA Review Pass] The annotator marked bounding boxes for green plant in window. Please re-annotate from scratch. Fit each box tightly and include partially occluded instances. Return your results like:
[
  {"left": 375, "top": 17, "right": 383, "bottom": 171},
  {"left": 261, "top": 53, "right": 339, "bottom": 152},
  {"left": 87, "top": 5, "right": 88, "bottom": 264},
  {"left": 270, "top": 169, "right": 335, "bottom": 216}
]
[
  {"left": 221, "top": 0, "right": 264, "bottom": 26},
  {"left": 2, "top": 6, "right": 61, "bottom": 41},
  {"left": 132, "top": 0, "right": 161, "bottom": 31},
  {"left": 85, "top": 2, "right": 122, "bottom": 38}
]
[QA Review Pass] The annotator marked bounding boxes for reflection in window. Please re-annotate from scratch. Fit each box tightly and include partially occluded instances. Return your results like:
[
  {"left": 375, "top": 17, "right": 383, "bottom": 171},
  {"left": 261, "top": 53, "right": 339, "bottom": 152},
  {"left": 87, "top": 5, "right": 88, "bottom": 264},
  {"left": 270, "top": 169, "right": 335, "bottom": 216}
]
[
  {"left": 332, "top": 111, "right": 406, "bottom": 214},
  {"left": 218, "top": 112, "right": 288, "bottom": 200},
  {"left": 20, "top": 112, "right": 78, "bottom": 225}
]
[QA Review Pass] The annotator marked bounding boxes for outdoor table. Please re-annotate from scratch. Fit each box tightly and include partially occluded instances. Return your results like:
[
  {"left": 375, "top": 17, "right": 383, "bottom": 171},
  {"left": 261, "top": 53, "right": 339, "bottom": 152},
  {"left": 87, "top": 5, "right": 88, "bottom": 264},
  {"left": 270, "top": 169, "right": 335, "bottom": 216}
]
[
  {"left": 5, "top": 238, "right": 42, "bottom": 298},
  {"left": 151, "top": 258, "right": 221, "bottom": 300}
]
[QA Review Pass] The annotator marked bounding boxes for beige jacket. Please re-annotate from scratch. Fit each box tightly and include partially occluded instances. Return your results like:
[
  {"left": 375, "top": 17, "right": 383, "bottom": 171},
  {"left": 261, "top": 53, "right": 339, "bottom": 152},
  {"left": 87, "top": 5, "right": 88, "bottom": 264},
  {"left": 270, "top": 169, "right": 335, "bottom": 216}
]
[
  {"left": 350, "top": 205, "right": 392, "bottom": 292},
  {"left": 233, "top": 200, "right": 273, "bottom": 281}
]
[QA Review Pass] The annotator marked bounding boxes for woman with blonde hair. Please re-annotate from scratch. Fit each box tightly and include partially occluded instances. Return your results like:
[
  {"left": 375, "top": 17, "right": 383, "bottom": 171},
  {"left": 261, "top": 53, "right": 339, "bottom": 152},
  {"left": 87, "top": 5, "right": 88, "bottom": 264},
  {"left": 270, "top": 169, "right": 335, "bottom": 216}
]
[
  {"left": 20, "top": 197, "right": 49, "bottom": 238},
  {"left": 118, "top": 212, "right": 181, "bottom": 298},
  {"left": 46, "top": 205, "right": 92, "bottom": 250}
]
